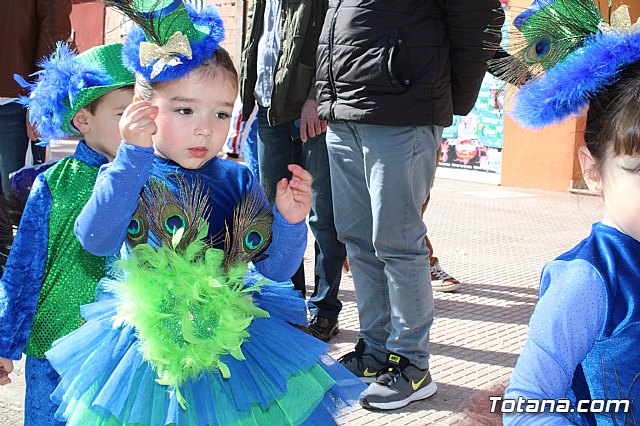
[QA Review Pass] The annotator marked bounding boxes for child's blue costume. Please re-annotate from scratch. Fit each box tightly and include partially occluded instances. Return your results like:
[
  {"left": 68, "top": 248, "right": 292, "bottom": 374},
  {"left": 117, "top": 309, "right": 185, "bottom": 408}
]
[
  {"left": 0, "top": 141, "right": 110, "bottom": 425},
  {"left": 504, "top": 224, "right": 640, "bottom": 425},
  {"left": 45, "top": 143, "right": 366, "bottom": 425}
]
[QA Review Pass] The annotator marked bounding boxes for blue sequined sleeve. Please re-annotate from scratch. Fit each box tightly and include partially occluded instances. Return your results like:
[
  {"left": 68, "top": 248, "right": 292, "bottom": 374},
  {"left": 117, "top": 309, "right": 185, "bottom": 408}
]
[
  {"left": 0, "top": 174, "right": 51, "bottom": 360},
  {"left": 75, "top": 142, "right": 155, "bottom": 256}
]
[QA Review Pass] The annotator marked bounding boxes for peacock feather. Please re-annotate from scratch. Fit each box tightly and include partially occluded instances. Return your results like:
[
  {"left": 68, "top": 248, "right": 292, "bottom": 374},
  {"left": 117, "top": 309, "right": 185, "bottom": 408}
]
[
  {"left": 139, "top": 175, "right": 211, "bottom": 252},
  {"left": 222, "top": 186, "right": 273, "bottom": 270},
  {"left": 103, "top": 0, "right": 167, "bottom": 44},
  {"left": 126, "top": 198, "right": 149, "bottom": 248},
  {"left": 489, "top": 0, "right": 604, "bottom": 86}
]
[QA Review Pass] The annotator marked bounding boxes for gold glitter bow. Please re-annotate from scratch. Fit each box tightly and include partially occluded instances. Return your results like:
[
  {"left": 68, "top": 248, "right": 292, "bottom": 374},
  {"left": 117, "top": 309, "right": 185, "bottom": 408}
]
[
  {"left": 598, "top": 5, "right": 640, "bottom": 35},
  {"left": 139, "top": 31, "right": 193, "bottom": 79}
]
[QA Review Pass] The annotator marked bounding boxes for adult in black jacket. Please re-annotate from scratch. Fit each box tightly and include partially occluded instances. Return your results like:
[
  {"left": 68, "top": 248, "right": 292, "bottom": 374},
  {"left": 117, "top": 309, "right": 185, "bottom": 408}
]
[{"left": 316, "top": 0, "right": 504, "bottom": 410}]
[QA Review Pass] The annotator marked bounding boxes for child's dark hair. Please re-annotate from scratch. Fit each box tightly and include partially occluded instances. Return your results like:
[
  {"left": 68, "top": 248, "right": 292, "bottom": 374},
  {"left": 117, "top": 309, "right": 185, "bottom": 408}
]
[
  {"left": 135, "top": 47, "right": 237, "bottom": 101},
  {"left": 585, "top": 61, "right": 640, "bottom": 164}
]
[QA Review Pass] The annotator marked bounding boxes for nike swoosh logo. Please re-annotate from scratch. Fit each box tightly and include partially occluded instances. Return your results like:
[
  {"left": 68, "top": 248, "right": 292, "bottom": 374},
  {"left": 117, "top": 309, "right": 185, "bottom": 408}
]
[
  {"left": 412, "top": 373, "right": 428, "bottom": 391},
  {"left": 363, "top": 368, "right": 378, "bottom": 377}
]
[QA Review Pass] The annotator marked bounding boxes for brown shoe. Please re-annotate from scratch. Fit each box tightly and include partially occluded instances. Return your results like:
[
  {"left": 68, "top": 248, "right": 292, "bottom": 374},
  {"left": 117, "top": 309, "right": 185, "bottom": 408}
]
[
  {"left": 307, "top": 316, "right": 339, "bottom": 342},
  {"left": 430, "top": 261, "right": 461, "bottom": 292}
]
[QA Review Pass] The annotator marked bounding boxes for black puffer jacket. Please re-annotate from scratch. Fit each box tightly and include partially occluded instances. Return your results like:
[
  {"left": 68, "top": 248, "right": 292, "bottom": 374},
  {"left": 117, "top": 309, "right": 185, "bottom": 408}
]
[{"left": 316, "top": 0, "right": 504, "bottom": 127}]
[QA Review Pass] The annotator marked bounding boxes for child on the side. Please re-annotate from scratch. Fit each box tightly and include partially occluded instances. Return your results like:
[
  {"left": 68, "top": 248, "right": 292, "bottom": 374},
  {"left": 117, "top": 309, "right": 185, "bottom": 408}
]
[
  {"left": 44, "top": 2, "right": 365, "bottom": 425},
  {"left": 0, "top": 42, "right": 135, "bottom": 424},
  {"left": 499, "top": 1, "right": 640, "bottom": 423}
]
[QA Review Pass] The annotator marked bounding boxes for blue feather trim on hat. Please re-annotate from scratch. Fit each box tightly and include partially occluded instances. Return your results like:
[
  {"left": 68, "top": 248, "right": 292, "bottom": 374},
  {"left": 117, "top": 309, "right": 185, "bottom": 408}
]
[
  {"left": 122, "top": 5, "right": 224, "bottom": 83},
  {"left": 512, "top": 30, "right": 640, "bottom": 128},
  {"left": 15, "top": 43, "right": 114, "bottom": 143}
]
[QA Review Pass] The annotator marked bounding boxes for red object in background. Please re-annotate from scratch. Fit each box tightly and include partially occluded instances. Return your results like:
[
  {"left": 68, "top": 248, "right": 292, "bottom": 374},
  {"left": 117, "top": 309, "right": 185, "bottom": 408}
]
[
  {"left": 70, "top": 2, "right": 105, "bottom": 52},
  {"left": 453, "top": 139, "right": 480, "bottom": 165}
]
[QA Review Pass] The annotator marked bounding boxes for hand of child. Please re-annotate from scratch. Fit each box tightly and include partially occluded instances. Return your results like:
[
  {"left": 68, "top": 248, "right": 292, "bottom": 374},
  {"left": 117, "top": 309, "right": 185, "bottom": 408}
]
[
  {"left": 0, "top": 358, "right": 13, "bottom": 386},
  {"left": 120, "top": 100, "right": 159, "bottom": 148},
  {"left": 275, "top": 164, "right": 313, "bottom": 225}
]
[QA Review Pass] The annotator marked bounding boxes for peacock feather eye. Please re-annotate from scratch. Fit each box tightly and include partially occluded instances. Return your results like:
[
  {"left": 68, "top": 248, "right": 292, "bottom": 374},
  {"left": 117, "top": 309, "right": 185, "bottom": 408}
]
[
  {"left": 244, "top": 230, "right": 264, "bottom": 251},
  {"left": 127, "top": 198, "right": 149, "bottom": 248},
  {"left": 164, "top": 214, "right": 187, "bottom": 234}
]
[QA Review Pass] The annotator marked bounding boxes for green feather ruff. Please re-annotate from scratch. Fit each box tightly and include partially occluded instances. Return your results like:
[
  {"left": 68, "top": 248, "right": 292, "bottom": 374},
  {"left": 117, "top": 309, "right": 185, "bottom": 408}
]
[{"left": 113, "top": 225, "right": 269, "bottom": 407}]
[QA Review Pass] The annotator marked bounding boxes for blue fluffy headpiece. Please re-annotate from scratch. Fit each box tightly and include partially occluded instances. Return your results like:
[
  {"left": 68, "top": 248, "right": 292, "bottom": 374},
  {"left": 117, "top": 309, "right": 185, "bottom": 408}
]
[
  {"left": 501, "top": 0, "right": 640, "bottom": 128},
  {"left": 513, "top": 30, "right": 640, "bottom": 128},
  {"left": 120, "top": 4, "right": 224, "bottom": 83},
  {"left": 14, "top": 43, "right": 134, "bottom": 143}
]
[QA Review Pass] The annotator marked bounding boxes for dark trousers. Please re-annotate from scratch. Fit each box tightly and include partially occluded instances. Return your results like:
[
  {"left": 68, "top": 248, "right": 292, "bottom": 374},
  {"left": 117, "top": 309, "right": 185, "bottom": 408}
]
[
  {"left": 257, "top": 106, "right": 346, "bottom": 320},
  {"left": 0, "top": 102, "right": 46, "bottom": 195}
]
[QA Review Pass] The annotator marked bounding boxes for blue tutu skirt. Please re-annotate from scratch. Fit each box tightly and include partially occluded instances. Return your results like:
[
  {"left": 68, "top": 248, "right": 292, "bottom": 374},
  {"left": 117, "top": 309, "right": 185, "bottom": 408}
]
[{"left": 46, "top": 274, "right": 365, "bottom": 425}]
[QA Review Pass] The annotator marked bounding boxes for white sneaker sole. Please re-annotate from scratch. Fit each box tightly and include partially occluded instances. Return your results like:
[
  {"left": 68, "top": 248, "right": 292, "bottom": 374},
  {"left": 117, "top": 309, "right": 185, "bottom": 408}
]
[
  {"left": 361, "top": 381, "right": 438, "bottom": 410},
  {"left": 432, "top": 280, "right": 461, "bottom": 292}
]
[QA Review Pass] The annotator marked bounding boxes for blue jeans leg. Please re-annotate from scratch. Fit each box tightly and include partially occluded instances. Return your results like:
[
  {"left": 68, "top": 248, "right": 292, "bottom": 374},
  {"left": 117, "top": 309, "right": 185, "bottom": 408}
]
[
  {"left": 25, "top": 356, "right": 65, "bottom": 426},
  {"left": 304, "top": 133, "right": 346, "bottom": 321},
  {"left": 0, "top": 102, "right": 30, "bottom": 195},
  {"left": 326, "top": 122, "right": 441, "bottom": 369},
  {"left": 257, "top": 107, "right": 345, "bottom": 316}
]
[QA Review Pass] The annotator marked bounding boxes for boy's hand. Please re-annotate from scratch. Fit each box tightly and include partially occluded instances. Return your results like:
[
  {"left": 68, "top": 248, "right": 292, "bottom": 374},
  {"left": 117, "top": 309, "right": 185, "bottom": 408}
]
[
  {"left": 120, "top": 101, "right": 158, "bottom": 148},
  {"left": 0, "top": 358, "right": 13, "bottom": 386},
  {"left": 275, "top": 164, "right": 312, "bottom": 224}
]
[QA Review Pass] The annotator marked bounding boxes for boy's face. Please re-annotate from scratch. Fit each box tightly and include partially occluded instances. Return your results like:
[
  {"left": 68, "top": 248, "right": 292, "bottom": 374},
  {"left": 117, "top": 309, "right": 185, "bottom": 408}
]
[
  {"left": 151, "top": 70, "right": 237, "bottom": 169},
  {"left": 80, "top": 88, "right": 133, "bottom": 160}
]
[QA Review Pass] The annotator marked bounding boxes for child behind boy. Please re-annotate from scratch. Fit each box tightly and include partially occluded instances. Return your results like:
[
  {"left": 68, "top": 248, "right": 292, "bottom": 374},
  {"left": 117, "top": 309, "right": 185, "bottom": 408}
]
[
  {"left": 0, "top": 43, "right": 135, "bottom": 424},
  {"left": 44, "top": 2, "right": 365, "bottom": 425}
]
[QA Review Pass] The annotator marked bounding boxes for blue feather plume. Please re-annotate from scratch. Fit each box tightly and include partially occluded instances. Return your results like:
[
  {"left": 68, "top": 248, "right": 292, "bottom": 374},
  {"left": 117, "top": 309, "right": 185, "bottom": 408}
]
[
  {"left": 15, "top": 43, "right": 114, "bottom": 143},
  {"left": 122, "top": 5, "right": 224, "bottom": 82},
  {"left": 513, "top": 30, "right": 640, "bottom": 128}
]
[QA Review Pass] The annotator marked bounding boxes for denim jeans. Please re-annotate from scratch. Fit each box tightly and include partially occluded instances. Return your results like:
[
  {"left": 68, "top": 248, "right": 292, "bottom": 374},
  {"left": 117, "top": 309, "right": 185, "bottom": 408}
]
[
  {"left": 257, "top": 107, "right": 346, "bottom": 319},
  {"left": 325, "top": 122, "right": 442, "bottom": 369},
  {"left": 0, "top": 102, "right": 46, "bottom": 195}
]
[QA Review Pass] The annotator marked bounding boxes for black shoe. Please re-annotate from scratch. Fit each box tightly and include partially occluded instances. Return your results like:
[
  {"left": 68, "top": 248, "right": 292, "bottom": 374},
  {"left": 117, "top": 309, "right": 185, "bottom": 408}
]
[
  {"left": 307, "top": 316, "right": 339, "bottom": 342},
  {"left": 338, "top": 339, "right": 386, "bottom": 384}
]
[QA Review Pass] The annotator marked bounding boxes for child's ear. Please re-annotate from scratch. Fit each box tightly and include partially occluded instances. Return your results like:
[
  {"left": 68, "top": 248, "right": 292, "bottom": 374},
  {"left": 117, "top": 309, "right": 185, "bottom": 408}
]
[
  {"left": 72, "top": 108, "right": 91, "bottom": 134},
  {"left": 578, "top": 145, "right": 601, "bottom": 193}
]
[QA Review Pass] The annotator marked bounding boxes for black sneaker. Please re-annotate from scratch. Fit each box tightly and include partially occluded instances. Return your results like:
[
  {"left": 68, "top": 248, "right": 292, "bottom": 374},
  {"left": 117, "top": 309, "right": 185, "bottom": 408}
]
[
  {"left": 307, "top": 315, "right": 339, "bottom": 342},
  {"left": 338, "top": 339, "right": 386, "bottom": 384},
  {"left": 360, "top": 353, "right": 437, "bottom": 410}
]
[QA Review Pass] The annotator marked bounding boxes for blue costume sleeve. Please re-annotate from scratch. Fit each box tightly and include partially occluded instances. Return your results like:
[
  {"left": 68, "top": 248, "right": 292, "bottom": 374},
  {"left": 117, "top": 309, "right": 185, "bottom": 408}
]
[
  {"left": 0, "top": 175, "right": 51, "bottom": 360},
  {"left": 75, "top": 142, "right": 155, "bottom": 256},
  {"left": 253, "top": 206, "right": 307, "bottom": 282},
  {"left": 503, "top": 259, "right": 607, "bottom": 425}
]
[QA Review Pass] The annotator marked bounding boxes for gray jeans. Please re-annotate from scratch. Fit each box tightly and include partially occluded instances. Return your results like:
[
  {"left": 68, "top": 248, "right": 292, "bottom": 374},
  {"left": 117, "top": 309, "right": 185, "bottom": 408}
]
[{"left": 326, "top": 122, "right": 441, "bottom": 369}]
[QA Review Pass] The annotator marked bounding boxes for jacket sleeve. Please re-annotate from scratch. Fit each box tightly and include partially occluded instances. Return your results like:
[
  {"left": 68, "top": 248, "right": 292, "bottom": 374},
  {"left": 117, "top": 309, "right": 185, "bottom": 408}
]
[
  {"left": 75, "top": 143, "right": 155, "bottom": 256},
  {"left": 443, "top": 0, "right": 505, "bottom": 115},
  {"left": 503, "top": 259, "right": 606, "bottom": 425},
  {"left": 35, "top": 0, "right": 73, "bottom": 62},
  {"left": 0, "top": 174, "right": 51, "bottom": 360}
]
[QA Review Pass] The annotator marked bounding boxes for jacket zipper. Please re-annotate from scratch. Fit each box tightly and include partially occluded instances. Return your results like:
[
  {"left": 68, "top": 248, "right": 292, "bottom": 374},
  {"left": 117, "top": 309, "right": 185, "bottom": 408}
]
[{"left": 327, "top": 0, "right": 342, "bottom": 121}]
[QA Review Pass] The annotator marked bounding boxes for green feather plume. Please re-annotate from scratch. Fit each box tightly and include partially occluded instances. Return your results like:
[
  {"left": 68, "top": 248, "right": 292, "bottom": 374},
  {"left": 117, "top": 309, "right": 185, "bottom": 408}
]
[{"left": 489, "top": 0, "right": 604, "bottom": 86}]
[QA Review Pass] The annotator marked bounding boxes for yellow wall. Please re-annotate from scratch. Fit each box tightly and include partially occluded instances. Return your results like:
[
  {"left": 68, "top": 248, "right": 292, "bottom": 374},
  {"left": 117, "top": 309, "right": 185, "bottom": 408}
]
[{"left": 501, "top": 0, "right": 640, "bottom": 192}]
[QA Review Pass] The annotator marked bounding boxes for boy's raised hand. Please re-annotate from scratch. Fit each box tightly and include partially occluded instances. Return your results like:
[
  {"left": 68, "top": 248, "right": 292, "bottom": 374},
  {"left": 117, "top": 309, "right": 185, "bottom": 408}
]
[
  {"left": 275, "top": 164, "right": 313, "bottom": 225},
  {"left": 120, "top": 100, "right": 158, "bottom": 148},
  {"left": 0, "top": 358, "right": 13, "bottom": 386}
]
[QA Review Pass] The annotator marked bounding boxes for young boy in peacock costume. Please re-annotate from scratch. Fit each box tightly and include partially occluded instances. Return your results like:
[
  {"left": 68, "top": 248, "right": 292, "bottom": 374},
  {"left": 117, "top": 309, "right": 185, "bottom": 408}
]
[
  {"left": 44, "top": 1, "right": 366, "bottom": 424},
  {"left": 0, "top": 43, "right": 135, "bottom": 424}
]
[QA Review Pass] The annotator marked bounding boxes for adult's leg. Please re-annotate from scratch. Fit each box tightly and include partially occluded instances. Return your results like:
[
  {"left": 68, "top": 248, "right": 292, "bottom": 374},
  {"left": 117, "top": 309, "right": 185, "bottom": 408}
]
[
  {"left": 325, "top": 123, "right": 389, "bottom": 361},
  {"left": 358, "top": 123, "right": 441, "bottom": 370},
  {"left": 0, "top": 103, "right": 30, "bottom": 195},
  {"left": 256, "top": 107, "right": 306, "bottom": 294},
  {"left": 303, "top": 132, "right": 346, "bottom": 325}
]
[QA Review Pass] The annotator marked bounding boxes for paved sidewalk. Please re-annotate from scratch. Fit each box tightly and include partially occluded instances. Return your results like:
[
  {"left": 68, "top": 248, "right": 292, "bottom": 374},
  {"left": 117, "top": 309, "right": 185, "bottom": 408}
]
[{"left": 0, "top": 176, "right": 603, "bottom": 425}]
